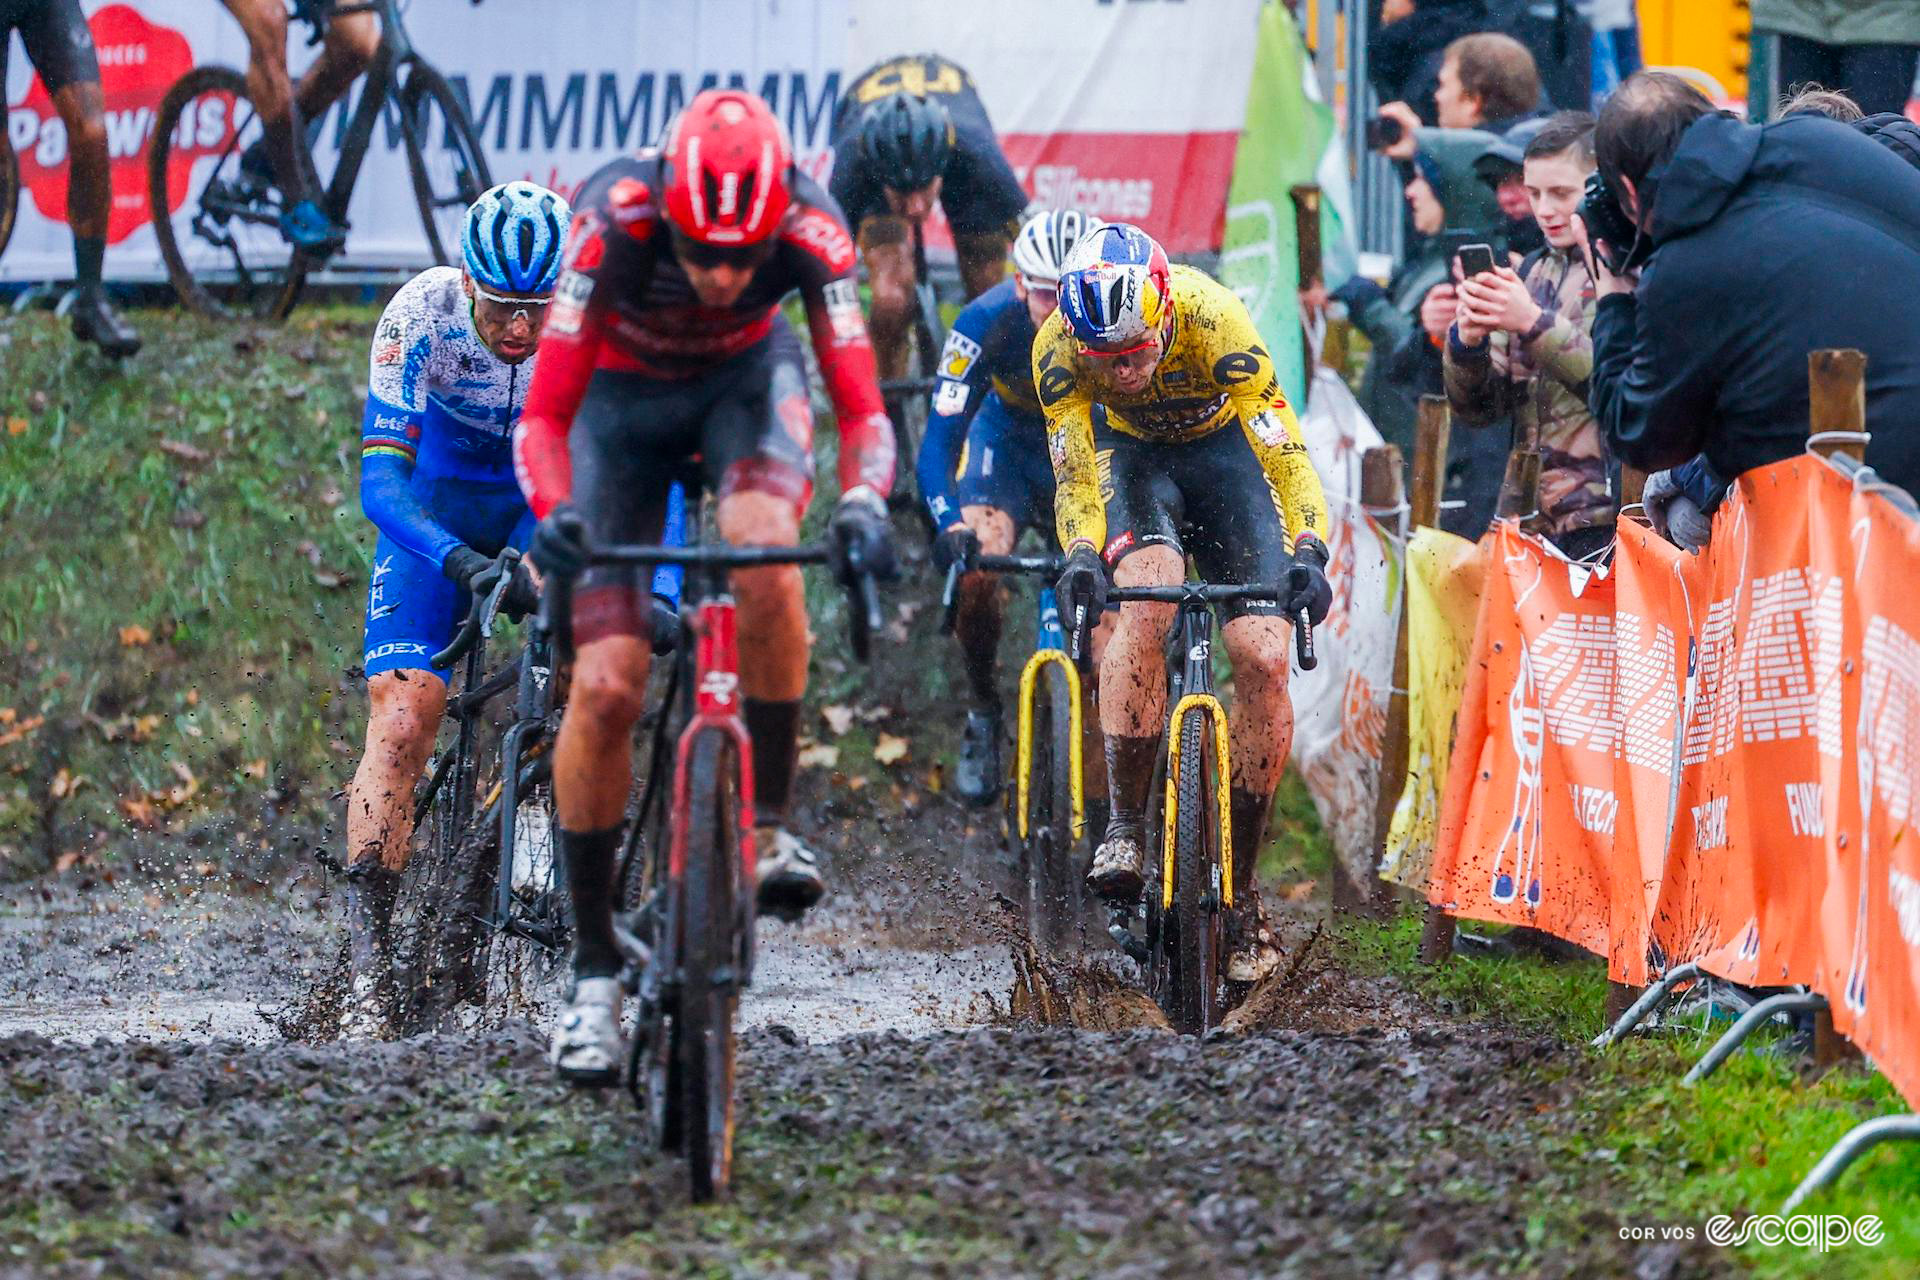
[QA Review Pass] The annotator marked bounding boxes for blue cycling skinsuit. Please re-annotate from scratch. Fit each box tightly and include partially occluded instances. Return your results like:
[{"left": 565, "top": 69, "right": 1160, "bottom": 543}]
[
  {"left": 360, "top": 267, "right": 535, "bottom": 680},
  {"left": 914, "top": 279, "right": 1055, "bottom": 534}
]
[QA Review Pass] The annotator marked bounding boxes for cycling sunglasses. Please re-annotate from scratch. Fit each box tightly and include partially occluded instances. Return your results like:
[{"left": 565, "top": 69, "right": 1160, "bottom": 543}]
[
  {"left": 1017, "top": 274, "right": 1059, "bottom": 306},
  {"left": 670, "top": 228, "right": 778, "bottom": 271},
  {"left": 1077, "top": 332, "right": 1161, "bottom": 359},
  {"left": 471, "top": 284, "right": 554, "bottom": 327}
]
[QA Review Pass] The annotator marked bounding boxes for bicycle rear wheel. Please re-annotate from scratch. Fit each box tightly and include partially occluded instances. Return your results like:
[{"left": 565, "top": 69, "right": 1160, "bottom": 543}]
[
  {"left": 675, "top": 728, "right": 743, "bottom": 1202},
  {"left": 1165, "top": 709, "right": 1224, "bottom": 1034},
  {"left": 149, "top": 66, "right": 306, "bottom": 320},
  {"left": 399, "top": 61, "right": 493, "bottom": 267},
  {"left": 1026, "top": 664, "right": 1084, "bottom": 952},
  {"left": 0, "top": 136, "right": 18, "bottom": 261}
]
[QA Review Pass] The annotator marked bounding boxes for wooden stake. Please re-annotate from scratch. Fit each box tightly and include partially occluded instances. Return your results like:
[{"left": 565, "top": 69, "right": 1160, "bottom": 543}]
[
  {"left": 1409, "top": 397, "right": 1459, "bottom": 964},
  {"left": 1362, "top": 445, "right": 1409, "bottom": 920}
]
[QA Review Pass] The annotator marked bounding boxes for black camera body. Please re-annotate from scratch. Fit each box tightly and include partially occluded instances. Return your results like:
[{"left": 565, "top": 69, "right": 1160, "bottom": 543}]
[
  {"left": 1577, "top": 169, "right": 1652, "bottom": 275},
  {"left": 1364, "top": 115, "right": 1404, "bottom": 150}
]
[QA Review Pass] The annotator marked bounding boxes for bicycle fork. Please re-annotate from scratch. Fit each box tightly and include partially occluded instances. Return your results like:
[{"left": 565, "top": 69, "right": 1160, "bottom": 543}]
[{"left": 668, "top": 596, "right": 759, "bottom": 991}]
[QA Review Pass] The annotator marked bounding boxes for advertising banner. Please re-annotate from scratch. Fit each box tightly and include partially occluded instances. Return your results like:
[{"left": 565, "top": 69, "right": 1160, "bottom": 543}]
[
  {"left": 1290, "top": 359, "right": 1398, "bottom": 891},
  {"left": 1380, "top": 526, "right": 1484, "bottom": 891},
  {"left": 4, "top": 0, "right": 1264, "bottom": 282},
  {"left": 1428, "top": 521, "right": 1617, "bottom": 959}
]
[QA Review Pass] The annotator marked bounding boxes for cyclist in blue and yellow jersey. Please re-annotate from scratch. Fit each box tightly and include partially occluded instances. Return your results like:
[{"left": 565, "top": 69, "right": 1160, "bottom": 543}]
[
  {"left": 918, "top": 208, "right": 1101, "bottom": 804},
  {"left": 340, "top": 182, "right": 574, "bottom": 1036},
  {"left": 1037, "top": 224, "right": 1334, "bottom": 983}
]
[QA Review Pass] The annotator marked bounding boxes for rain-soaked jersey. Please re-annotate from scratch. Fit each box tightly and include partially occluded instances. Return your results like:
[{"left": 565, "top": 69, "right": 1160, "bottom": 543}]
[{"left": 1032, "top": 264, "right": 1329, "bottom": 556}]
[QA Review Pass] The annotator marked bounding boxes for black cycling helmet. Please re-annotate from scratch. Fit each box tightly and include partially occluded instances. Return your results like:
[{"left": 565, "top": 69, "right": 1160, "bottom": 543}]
[{"left": 859, "top": 91, "right": 954, "bottom": 191}]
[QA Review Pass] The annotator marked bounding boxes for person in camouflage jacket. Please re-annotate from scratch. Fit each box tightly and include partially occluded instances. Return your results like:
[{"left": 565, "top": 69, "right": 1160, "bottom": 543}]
[{"left": 1444, "top": 111, "right": 1616, "bottom": 555}]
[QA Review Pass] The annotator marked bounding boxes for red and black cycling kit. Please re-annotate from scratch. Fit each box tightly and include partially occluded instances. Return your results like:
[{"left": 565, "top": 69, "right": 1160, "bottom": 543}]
[
  {"left": 513, "top": 152, "right": 895, "bottom": 643},
  {"left": 514, "top": 151, "right": 894, "bottom": 517}
]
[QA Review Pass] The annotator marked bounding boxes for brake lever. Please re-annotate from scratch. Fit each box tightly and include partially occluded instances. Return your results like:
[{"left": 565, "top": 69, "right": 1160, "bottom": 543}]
[
  {"left": 940, "top": 560, "right": 963, "bottom": 635},
  {"left": 1294, "top": 607, "right": 1318, "bottom": 671}
]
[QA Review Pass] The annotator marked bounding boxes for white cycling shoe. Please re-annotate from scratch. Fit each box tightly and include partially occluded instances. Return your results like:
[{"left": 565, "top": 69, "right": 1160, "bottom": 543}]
[
  {"left": 550, "top": 976, "right": 624, "bottom": 1086},
  {"left": 755, "top": 826, "right": 826, "bottom": 922},
  {"left": 337, "top": 970, "right": 389, "bottom": 1040}
]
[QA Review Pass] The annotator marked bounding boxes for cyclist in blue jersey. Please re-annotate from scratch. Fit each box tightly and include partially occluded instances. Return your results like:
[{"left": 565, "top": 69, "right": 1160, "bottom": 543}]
[
  {"left": 918, "top": 209, "right": 1101, "bottom": 804},
  {"left": 340, "top": 182, "right": 576, "bottom": 1035}
]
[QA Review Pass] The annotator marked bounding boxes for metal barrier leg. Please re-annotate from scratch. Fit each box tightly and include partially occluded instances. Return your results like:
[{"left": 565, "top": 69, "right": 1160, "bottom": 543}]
[
  {"left": 1682, "top": 992, "right": 1828, "bottom": 1085},
  {"left": 1781, "top": 1114, "right": 1920, "bottom": 1214},
  {"left": 1592, "top": 961, "right": 1705, "bottom": 1048}
]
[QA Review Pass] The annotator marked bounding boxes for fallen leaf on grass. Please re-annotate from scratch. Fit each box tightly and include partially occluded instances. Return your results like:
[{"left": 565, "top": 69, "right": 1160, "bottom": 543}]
[
  {"left": 0, "top": 707, "right": 13, "bottom": 725},
  {"left": 0, "top": 713, "right": 41, "bottom": 747},
  {"left": 157, "top": 438, "right": 211, "bottom": 464},
  {"left": 132, "top": 714, "right": 160, "bottom": 741},
  {"left": 857, "top": 705, "right": 891, "bottom": 723},
  {"left": 821, "top": 704, "right": 855, "bottom": 736},
  {"left": 6, "top": 417, "right": 26, "bottom": 436},
  {"left": 847, "top": 775, "right": 868, "bottom": 792},
  {"left": 185, "top": 689, "right": 199, "bottom": 706},
  {"left": 243, "top": 759, "right": 268, "bottom": 780},
  {"left": 1282, "top": 880, "right": 1318, "bottom": 903},
  {"left": 53, "top": 851, "right": 88, "bottom": 874},
  {"left": 166, "top": 761, "right": 198, "bottom": 807},
  {"left": 118, "top": 624, "right": 152, "bottom": 647},
  {"left": 119, "top": 796, "right": 158, "bottom": 828},
  {"left": 294, "top": 540, "right": 324, "bottom": 566},
  {"left": 318, "top": 482, "right": 344, "bottom": 508},
  {"left": 312, "top": 569, "right": 349, "bottom": 589},
  {"left": 49, "top": 769, "right": 85, "bottom": 800},
  {"left": 874, "top": 733, "right": 909, "bottom": 766},
  {"left": 796, "top": 742, "right": 840, "bottom": 769}
]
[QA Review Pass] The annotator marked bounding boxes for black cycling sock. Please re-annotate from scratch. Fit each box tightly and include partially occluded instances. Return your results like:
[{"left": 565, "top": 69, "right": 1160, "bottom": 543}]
[
  {"left": 559, "top": 825, "right": 623, "bottom": 980},
  {"left": 1104, "top": 733, "right": 1160, "bottom": 837},
  {"left": 1229, "top": 786, "right": 1275, "bottom": 902},
  {"left": 743, "top": 698, "right": 801, "bottom": 827},
  {"left": 73, "top": 235, "right": 104, "bottom": 291}
]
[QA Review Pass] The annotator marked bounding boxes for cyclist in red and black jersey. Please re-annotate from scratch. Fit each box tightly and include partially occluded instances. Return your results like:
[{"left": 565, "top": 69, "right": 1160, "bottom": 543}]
[{"left": 513, "top": 89, "right": 897, "bottom": 1084}]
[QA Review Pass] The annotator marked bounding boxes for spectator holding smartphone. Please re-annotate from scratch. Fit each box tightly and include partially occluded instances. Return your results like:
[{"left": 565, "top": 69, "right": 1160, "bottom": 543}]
[{"left": 1445, "top": 111, "right": 1616, "bottom": 558}]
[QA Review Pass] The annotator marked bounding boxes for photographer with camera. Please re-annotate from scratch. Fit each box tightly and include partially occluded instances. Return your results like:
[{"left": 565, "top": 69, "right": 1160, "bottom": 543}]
[
  {"left": 1445, "top": 112, "right": 1616, "bottom": 560},
  {"left": 1586, "top": 71, "right": 1920, "bottom": 499}
]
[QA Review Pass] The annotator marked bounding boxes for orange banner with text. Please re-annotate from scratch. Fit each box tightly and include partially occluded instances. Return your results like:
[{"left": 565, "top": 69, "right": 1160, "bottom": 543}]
[{"left": 1426, "top": 456, "right": 1920, "bottom": 1108}]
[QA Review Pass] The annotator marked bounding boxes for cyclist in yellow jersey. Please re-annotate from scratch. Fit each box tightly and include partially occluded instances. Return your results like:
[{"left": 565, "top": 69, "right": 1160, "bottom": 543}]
[{"left": 1038, "top": 224, "right": 1333, "bottom": 983}]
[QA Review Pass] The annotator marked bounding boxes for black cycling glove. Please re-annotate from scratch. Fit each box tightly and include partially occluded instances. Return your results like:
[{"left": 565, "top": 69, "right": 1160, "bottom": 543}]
[
  {"left": 441, "top": 545, "right": 492, "bottom": 592},
  {"left": 1285, "top": 533, "right": 1333, "bottom": 626},
  {"left": 932, "top": 524, "right": 981, "bottom": 575},
  {"left": 499, "top": 557, "right": 540, "bottom": 622},
  {"left": 1055, "top": 545, "right": 1109, "bottom": 631},
  {"left": 828, "top": 489, "right": 897, "bottom": 585},
  {"left": 530, "top": 503, "right": 590, "bottom": 578}
]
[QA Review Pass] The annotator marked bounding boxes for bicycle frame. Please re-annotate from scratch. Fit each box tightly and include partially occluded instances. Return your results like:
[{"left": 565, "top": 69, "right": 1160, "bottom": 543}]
[
  {"left": 667, "top": 586, "right": 758, "bottom": 985},
  {"left": 314, "top": 0, "right": 414, "bottom": 224}
]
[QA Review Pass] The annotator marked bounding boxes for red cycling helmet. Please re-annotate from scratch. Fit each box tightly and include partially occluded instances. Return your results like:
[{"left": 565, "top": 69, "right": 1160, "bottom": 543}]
[{"left": 660, "top": 89, "right": 794, "bottom": 246}]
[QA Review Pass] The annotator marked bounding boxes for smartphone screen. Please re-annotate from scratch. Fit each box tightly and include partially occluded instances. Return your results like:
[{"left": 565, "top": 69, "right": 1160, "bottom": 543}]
[{"left": 1458, "top": 243, "right": 1496, "bottom": 279}]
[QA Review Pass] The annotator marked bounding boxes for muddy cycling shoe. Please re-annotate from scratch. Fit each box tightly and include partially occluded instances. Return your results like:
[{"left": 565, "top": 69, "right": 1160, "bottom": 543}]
[
  {"left": 337, "top": 969, "right": 391, "bottom": 1040},
  {"left": 1087, "top": 821, "right": 1147, "bottom": 901},
  {"left": 1225, "top": 899, "right": 1284, "bottom": 984},
  {"left": 955, "top": 708, "right": 1002, "bottom": 806},
  {"left": 279, "top": 198, "right": 348, "bottom": 255},
  {"left": 754, "top": 826, "right": 826, "bottom": 923},
  {"left": 550, "top": 976, "right": 625, "bottom": 1086},
  {"left": 69, "top": 289, "right": 141, "bottom": 359}
]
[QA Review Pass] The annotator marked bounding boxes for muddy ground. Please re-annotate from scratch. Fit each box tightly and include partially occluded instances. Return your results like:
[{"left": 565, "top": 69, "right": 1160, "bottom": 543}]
[{"left": 0, "top": 818, "right": 1735, "bottom": 1280}]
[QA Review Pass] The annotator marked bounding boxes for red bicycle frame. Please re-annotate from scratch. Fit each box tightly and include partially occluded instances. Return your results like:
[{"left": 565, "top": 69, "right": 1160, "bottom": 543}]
[{"left": 667, "top": 594, "right": 757, "bottom": 906}]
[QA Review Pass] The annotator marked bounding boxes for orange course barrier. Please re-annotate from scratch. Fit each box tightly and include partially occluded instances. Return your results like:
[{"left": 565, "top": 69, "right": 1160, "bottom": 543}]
[{"left": 1426, "top": 454, "right": 1920, "bottom": 1106}]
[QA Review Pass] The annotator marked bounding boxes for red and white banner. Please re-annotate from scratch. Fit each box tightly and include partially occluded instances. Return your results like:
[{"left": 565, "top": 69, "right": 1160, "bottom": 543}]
[{"left": 3, "top": 0, "right": 1261, "bottom": 282}]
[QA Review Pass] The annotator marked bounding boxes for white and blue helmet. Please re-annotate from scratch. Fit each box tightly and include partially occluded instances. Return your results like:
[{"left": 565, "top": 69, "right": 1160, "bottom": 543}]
[{"left": 462, "top": 181, "right": 572, "bottom": 295}]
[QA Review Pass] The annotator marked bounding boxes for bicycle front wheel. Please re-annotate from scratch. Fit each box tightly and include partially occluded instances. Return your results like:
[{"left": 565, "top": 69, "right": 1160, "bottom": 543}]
[
  {"left": 1166, "top": 709, "right": 1225, "bottom": 1034},
  {"left": 676, "top": 728, "right": 743, "bottom": 1202},
  {"left": 1026, "top": 663, "right": 1084, "bottom": 952},
  {"left": 399, "top": 62, "right": 493, "bottom": 267},
  {"left": 149, "top": 65, "right": 306, "bottom": 320}
]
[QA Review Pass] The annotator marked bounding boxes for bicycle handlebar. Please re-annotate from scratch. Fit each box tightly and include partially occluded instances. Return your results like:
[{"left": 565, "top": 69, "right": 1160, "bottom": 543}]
[
  {"left": 431, "top": 548, "right": 522, "bottom": 670},
  {"left": 1063, "top": 579, "right": 1320, "bottom": 672},
  {"left": 553, "top": 540, "right": 885, "bottom": 663},
  {"left": 939, "top": 552, "right": 1066, "bottom": 634}
]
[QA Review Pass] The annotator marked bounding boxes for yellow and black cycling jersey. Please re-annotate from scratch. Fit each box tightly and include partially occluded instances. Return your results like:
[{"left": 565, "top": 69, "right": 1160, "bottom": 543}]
[{"left": 1033, "top": 264, "right": 1329, "bottom": 557}]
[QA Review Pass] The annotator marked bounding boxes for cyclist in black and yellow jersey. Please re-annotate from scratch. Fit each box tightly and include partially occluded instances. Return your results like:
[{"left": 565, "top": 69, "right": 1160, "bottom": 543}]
[{"left": 1037, "top": 223, "right": 1333, "bottom": 983}]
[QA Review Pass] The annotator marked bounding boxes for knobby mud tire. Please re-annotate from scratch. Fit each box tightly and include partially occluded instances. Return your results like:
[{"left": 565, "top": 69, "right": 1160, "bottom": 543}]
[
  {"left": 1166, "top": 710, "right": 1224, "bottom": 1034},
  {"left": 675, "top": 729, "right": 742, "bottom": 1202}
]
